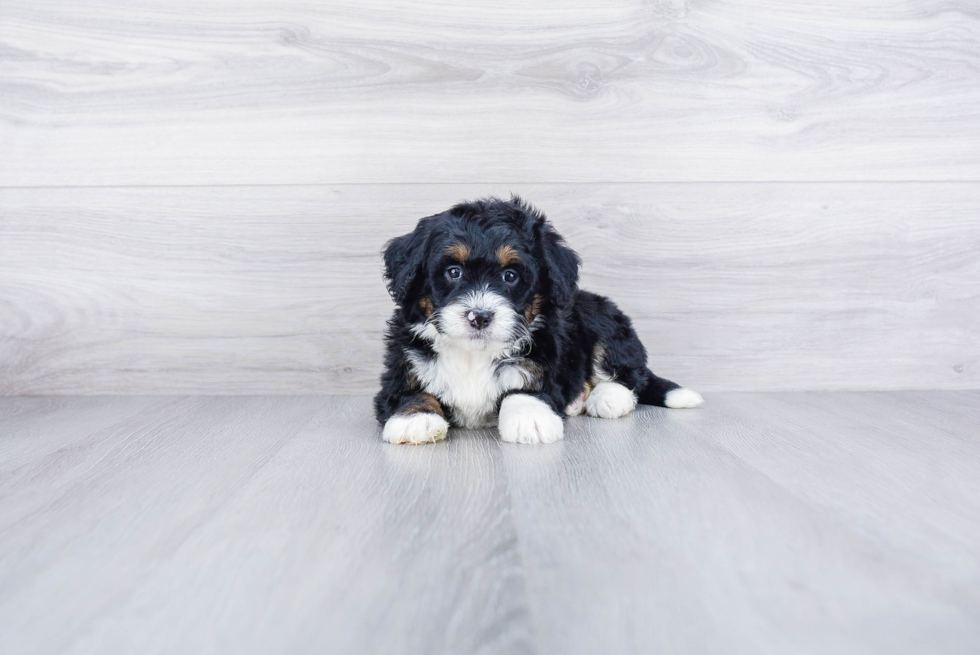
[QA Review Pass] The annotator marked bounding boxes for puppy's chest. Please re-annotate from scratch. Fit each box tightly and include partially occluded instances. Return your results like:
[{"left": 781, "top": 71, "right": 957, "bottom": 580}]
[{"left": 407, "top": 348, "right": 541, "bottom": 428}]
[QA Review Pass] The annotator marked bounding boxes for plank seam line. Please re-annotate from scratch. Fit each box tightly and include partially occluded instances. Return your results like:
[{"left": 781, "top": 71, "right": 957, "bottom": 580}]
[{"left": 3, "top": 180, "right": 980, "bottom": 190}]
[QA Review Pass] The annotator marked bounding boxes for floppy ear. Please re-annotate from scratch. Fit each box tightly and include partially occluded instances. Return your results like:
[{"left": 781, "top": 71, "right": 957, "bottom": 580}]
[
  {"left": 508, "top": 196, "right": 581, "bottom": 308},
  {"left": 382, "top": 217, "right": 434, "bottom": 306},
  {"left": 539, "top": 221, "right": 581, "bottom": 308}
]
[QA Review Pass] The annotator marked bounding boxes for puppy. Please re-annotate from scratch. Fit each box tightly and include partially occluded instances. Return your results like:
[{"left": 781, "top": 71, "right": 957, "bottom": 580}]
[{"left": 374, "top": 197, "right": 703, "bottom": 445}]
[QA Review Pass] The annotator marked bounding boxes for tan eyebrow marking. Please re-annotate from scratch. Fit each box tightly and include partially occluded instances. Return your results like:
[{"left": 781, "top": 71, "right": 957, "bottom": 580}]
[
  {"left": 445, "top": 242, "right": 470, "bottom": 262},
  {"left": 497, "top": 244, "right": 521, "bottom": 267}
]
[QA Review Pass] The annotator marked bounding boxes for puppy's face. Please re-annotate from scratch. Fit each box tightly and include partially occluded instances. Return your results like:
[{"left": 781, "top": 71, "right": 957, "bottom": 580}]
[
  {"left": 383, "top": 198, "right": 580, "bottom": 352},
  {"left": 423, "top": 233, "right": 540, "bottom": 350}
]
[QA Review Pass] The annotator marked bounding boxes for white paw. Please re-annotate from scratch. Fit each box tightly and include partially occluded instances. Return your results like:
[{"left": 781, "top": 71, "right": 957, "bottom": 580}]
[
  {"left": 664, "top": 387, "right": 704, "bottom": 409},
  {"left": 498, "top": 394, "right": 564, "bottom": 444},
  {"left": 564, "top": 389, "right": 588, "bottom": 416},
  {"left": 585, "top": 381, "right": 637, "bottom": 419},
  {"left": 382, "top": 413, "right": 449, "bottom": 445}
]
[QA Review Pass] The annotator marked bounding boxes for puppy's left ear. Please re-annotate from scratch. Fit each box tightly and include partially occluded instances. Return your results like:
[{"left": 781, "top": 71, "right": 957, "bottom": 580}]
[
  {"left": 539, "top": 222, "right": 581, "bottom": 308},
  {"left": 382, "top": 216, "right": 436, "bottom": 305}
]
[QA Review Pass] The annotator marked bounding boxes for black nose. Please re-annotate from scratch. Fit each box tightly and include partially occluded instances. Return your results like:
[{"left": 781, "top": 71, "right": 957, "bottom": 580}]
[{"left": 467, "top": 310, "right": 493, "bottom": 330}]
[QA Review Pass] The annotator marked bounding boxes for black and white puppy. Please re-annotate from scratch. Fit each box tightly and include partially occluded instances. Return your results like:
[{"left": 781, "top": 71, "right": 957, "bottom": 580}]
[{"left": 374, "top": 197, "right": 703, "bottom": 445}]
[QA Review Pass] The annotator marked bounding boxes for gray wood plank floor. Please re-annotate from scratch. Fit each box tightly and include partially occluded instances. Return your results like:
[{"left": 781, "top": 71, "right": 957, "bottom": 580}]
[{"left": 2, "top": 392, "right": 978, "bottom": 654}]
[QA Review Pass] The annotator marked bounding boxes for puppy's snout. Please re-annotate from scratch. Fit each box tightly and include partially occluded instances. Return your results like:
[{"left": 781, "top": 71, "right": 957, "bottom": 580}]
[{"left": 467, "top": 310, "right": 494, "bottom": 330}]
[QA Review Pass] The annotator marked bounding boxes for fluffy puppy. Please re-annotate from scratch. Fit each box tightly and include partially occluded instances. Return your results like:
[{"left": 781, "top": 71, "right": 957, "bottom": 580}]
[{"left": 374, "top": 197, "right": 703, "bottom": 445}]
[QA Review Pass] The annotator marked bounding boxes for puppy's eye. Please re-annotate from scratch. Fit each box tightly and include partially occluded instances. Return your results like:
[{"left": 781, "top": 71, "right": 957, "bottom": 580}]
[
  {"left": 446, "top": 266, "right": 462, "bottom": 280},
  {"left": 502, "top": 269, "right": 519, "bottom": 285}
]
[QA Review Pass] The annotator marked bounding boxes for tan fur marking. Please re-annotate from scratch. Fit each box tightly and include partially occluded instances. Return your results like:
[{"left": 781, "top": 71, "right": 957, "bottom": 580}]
[
  {"left": 516, "top": 359, "right": 545, "bottom": 391},
  {"left": 497, "top": 244, "right": 521, "bottom": 267},
  {"left": 419, "top": 295, "right": 434, "bottom": 317},
  {"left": 406, "top": 369, "right": 421, "bottom": 389},
  {"left": 524, "top": 294, "right": 543, "bottom": 323},
  {"left": 398, "top": 393, "right": 445, "bottom": 417},
  {"left": 445, "top": 242, "right": 470, "bottom": 262},
  {"left": 590, "top": 342, "right": 615, "bottom": 383}
]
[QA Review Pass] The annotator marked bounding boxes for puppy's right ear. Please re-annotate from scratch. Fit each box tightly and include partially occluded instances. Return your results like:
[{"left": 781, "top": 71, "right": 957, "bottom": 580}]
[
  {"left": 383, "top": 216, "right": 435, "bottom": 305},
  {"left": 539, "top": 221, "right": 581, "bottom": 308}
]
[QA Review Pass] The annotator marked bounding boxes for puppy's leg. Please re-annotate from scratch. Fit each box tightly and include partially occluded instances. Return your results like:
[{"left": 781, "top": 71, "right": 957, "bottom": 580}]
[
  {"left": 662, "top": 385, "right": 704, "bottom": 409},
  {"left": 584, "top": 298, "right": 703, "bottom": 410},
  {"left": 632, "top": 368, "right": 703, "bottom": 408},
  {"left": 585, "top": 381, "right": 637, "bottom": 419},
  {"left": 381, "top": 393, "right": 450, "bottom": 445},
  {"left": 498, "top": 393, "right": 564, "bottom": 444}
]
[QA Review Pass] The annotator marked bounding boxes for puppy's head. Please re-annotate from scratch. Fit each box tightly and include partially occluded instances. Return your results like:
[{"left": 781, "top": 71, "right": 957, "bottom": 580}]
[{"left": 383, "top": 196, "right": 580, "bottom": 351}]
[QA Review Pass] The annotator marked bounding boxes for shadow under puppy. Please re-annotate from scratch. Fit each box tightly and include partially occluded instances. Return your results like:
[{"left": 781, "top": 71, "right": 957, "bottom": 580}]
[{"left": 375, "top": 197, "right": 703, "bottom": 445}]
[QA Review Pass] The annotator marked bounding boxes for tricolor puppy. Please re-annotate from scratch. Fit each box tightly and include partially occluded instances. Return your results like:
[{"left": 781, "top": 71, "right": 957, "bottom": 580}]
[{"left": 374, "top": 197, "right": 703, "bottom": 445}]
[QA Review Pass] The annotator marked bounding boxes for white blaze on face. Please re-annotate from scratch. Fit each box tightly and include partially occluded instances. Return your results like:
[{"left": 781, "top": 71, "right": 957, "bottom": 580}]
[{"left": 437, "top": 287, "right": 520, "bottom": 350}]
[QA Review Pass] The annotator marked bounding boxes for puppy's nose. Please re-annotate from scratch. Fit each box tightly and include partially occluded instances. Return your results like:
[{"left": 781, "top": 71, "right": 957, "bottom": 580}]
[{"left": 467, "top": 310, "right": 494, "bottom": 330}]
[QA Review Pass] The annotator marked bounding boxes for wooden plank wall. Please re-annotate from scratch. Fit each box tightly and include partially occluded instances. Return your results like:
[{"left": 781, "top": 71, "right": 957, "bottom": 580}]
[{"left": 1, "top": 1, "right": 978, "bottom": 394}]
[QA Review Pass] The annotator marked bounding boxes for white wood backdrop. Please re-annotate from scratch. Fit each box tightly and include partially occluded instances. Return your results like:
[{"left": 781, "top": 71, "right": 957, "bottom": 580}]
[{"left": 1, "top": 1, "right": 978, "bottom": 394}]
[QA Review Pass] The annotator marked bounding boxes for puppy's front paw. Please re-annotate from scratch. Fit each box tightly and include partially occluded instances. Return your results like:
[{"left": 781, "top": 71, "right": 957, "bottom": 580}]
[
  {"left": 498, "top": 394, "right": 564, "bottom": 444},
  {"left": 382, "top": 413, "right": 449, "bottom": 445},
  {"left": 585, "top": 381, "right": 637, "bottom": 419},
  {"left": 664, "top": 388, "right": 704, "bottom": 409}
]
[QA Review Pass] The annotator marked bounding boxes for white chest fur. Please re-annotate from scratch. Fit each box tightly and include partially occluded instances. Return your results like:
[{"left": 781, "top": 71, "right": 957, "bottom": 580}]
[{"left": 406, "top": 344, "right": 536, "bottom": 428}]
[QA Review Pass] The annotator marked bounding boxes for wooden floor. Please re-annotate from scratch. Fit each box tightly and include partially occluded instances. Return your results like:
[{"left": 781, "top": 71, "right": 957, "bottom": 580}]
[{"left": 1, "top": 392, "right": 979, "bottom": 654}]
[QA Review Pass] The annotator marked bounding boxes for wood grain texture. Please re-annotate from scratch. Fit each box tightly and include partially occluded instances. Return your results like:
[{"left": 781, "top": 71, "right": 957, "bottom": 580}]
[
  {"left": 1, "top": 392, "right": 979, "bottom": 654},
  {"left": 2, "top": 183, "right": 978, "bottom": 394},
  {"left": 0, "top": 396, "right": 534, "bottom": 655},
  {"left": 3, "top": 1, "right": 980, "bottom": 185},
  {"left": 500, "top": 390, "right": 980, "bottom": 654}
]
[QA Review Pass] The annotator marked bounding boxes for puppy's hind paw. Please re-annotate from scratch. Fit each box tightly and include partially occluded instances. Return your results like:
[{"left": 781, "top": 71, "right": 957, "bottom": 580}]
[
  {"left": 382, "top": 413, "right": 449, "bottom": 445},
  {"left": 498, "top": 394, "right": 564, "bottom": 444},
  {"left": 585, "top": 381, "right": 637, "bottom": 419},
  {"left": 664, "top": 388, "right": 704, "bottom": 409}
]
